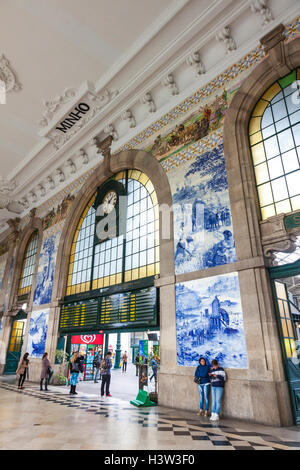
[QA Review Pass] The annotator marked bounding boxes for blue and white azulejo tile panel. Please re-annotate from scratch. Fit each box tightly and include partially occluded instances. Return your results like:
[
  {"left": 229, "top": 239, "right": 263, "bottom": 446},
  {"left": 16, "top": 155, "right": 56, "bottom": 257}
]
[
  {"left": 167, "top": 143, "right": 236, "bottom": 275},
  {"left": 176, "top": 272, "right": 248, "bottom": 369},
  {"left": 26, "top": 309, "right": 50, "bottom": 358},
  {"left": 33, "top": 231, "right": 61, "bottom": 306}
]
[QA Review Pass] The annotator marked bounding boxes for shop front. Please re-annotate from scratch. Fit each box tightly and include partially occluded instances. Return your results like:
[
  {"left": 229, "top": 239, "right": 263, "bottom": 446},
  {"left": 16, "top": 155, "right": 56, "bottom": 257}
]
[{"left": 69, "top": 333, "right": 104, "bottom": 381}]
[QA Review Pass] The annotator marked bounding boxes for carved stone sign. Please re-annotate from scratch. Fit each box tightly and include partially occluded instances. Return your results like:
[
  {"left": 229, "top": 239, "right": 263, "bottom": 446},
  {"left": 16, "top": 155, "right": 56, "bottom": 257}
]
[
  {"left": 38, "top": 81, "right": 118, "bottom": 151},
  {"left": 284, "top": 211, "right": 300, "bottom": 230}
]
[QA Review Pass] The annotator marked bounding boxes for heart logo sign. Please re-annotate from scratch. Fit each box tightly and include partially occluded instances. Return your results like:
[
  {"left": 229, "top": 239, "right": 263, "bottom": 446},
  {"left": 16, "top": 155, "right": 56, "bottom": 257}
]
[{"left": 81, "top": 334, "right": 96, "bottom": 344}]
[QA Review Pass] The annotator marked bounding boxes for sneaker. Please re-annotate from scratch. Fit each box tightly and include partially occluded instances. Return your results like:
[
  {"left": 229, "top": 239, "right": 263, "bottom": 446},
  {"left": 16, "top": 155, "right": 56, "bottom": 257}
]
[
  {"left": 204, "top": 411, "right": 209, "bottom": 417},
  {"left": 197, "top": 410, "right": 203, "bottom": 416},
  {"left": 210, "top": 413, "right": 216, "bottom": 421},
  {"left": 214, "top": 414, "right": 219, "bottom": 420},
  {"left": 106, "top": 393, "right": 112, "bottom": 397}
]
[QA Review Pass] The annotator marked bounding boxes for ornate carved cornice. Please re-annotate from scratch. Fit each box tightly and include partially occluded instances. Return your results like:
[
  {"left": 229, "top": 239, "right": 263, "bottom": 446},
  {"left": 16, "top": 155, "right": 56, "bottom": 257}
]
[{"left": 0, "top": 54, "right": 22, "bottom": 93}]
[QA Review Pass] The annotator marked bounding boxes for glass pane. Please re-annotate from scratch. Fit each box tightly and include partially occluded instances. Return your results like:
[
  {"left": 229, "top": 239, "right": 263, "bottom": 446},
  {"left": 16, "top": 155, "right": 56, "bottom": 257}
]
[
  {"left": 261, "top": 205, "right": 275, "bottom": 219},
  {"left": 267, "top": 156, "right": 283, "bottom": 179},
  {"left": 275, "top": 118, "right": 290, "bottom": 132},
  {"left": 286, "top": 170, "right": 300, "bottom": 196},
  {"left": 252, "top": 143, "right": 266, "bottom": 164},
  {"left": 281, "top": 149, "right": 299, "bottom": 173},
  {"left": 264, "top": 136, "right": 280, "bottom": 159},
  {"left": 272, "top": 99, "right": 287, "bottom": 121},
  {"left": 281, "top": 319, "right": 288, "bottom": 337},
  {"left": 290, "top": 110, "right": 300, "bottom": 125},
  {"left": 258, "top": 183, "right": 273, "bottom": 206},
  {"left": 275, "top": 199, "right": 291, "bottom": 214},
  {"left": 285, "top": 93, "right": 300, "bottom": 115},
  {"left": 292, "top": 123, "right": 300, "bottom": 146},
  {"left": 291, "top": 195, "right": 300, "bottom": 211},
  {"left": 271, "top": 177, "right": 288, "bottom": 202},
  {"left": 277, "top": 129, "right": 295, "bottom": 153},
  {"left": 275, "top": 281, "right": 287, "bottom": 300},
  {"left": 261, "top": 106, "right": 273, "bottom": 128},
  {"left": 262, "top": 125, "right": 275, "bottom": 140}
]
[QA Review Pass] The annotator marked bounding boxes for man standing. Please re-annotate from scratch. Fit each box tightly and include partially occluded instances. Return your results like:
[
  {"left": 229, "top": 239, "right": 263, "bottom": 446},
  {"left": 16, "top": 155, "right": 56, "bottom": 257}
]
[
  {"left": 100, "top": 351, "right": 112, "bottom": 397},
  {"left": 122, "top": 351, "right": 128, "bottom": 372},
  {"left": 93, "top": 352, "right": 101, "bottom": 383}
]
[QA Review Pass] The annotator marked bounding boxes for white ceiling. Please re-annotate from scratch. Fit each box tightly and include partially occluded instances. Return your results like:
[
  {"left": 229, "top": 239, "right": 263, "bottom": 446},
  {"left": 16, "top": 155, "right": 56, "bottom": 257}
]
[
  {"left": 0, "top": 0, "right": 300, "bottom": 234},
  {"left": 0, "top": 0, "right": 178, "bottom": 177}
]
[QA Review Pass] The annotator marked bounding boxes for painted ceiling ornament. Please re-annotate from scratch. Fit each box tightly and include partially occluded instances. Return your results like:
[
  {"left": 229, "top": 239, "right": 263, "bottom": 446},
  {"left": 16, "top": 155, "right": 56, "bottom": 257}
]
[
  {"left": 0, "top": 177, "right": 17, "bottom": 195},
  {"left": 250, "top": 0, "right": 273, "bottom": 26},
  {"left": 186, "top": 51, "right": 206, "bottom": 77},
  {"left": 162, "top": 73, "right": 179, "bottom": 96},
  {"left": 38, "top": 88, "right": 78, "bottom": 128},
  {"left": 216, "top": 27, "right": 237, "bottom": 53},
  {"left": 141, "top": 92, "right": 156, "bottom": 113},
  {"left": 0, "top": 54, "right": 22, "bottom": 93}
]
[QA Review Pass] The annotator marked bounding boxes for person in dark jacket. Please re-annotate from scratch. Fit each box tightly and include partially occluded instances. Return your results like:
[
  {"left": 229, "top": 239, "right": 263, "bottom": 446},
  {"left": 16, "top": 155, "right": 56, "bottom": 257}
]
[
  {"left": 69, "top": 352, "right": 83, "bottom": 395},
  {"left": 209, "top": 359, "right": 226, "bottom": 421},
  {"left": 100, "top": 351, "right": 112, "bottom": 397},
  {"left": 194, "top": 357, "right": 211, "bottom": 417},
  {"left": 93, "top": 353, "right": 101, "bottom": 383},
  {"left": 40, "top": 352, "right": 51, "bottom": 391},
  {"left": 135, "top": 353, "right": 140, "bottom": 376}
]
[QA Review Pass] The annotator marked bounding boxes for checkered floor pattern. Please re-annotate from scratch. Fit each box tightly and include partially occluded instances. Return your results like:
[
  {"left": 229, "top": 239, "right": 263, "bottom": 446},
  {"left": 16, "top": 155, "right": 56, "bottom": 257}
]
[{"left": 1, "top": 382, "right": 299, "bottom": 450}]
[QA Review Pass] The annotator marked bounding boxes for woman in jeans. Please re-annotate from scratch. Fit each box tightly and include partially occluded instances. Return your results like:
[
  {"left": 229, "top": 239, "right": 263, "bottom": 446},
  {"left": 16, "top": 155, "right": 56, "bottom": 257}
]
[
  {"left": 16, "top": 353, "right": 29, "bottom": 389},
  {"left": 69, "top": 352, "right": 83, "bottom": 395},
  {"left": 194, "top": 357, "right": 211, "bottom": 417},
  {"left": 209, "top": 359, "right": 226, "bottom": 421}
]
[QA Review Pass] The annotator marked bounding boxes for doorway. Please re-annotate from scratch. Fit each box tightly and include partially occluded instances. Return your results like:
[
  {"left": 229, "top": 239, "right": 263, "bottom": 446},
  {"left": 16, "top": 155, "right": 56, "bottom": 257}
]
[
  {"left": 4, "top": 310, "right": 27, "bottom": 375},
  {"left": 270, "top": 259, "right": 300, "bottom": 424}
]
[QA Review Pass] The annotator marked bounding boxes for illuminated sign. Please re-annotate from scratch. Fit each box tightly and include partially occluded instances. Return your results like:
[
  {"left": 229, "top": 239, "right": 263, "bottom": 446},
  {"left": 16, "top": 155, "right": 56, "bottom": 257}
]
[{"left": 71, "top": 334, "right": 103, "bottom": 345}]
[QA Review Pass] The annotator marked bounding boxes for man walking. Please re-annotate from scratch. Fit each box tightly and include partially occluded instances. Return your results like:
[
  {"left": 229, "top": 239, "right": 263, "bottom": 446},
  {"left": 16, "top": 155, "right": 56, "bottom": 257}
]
[
  {"left": 122, "top": 351, "right": 128, "bottom": 372},
  {"left": 100, "top": 351, "right": 112, "bottom": 397},
  {"left": 93, "top": 352, "right": 101, "bottom": 383}
]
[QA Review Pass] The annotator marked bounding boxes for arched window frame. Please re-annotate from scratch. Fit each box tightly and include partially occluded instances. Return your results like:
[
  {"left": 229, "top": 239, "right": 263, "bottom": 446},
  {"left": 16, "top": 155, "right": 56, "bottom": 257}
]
[
  {"left": 66, "top": 169, "right": 160, "bottom": 296},
  {"left": 17, "top": 230, "right": 39, "bottom": 297},
  {"left": 249, "top": 68, "right": 300, "bottom": 220}
]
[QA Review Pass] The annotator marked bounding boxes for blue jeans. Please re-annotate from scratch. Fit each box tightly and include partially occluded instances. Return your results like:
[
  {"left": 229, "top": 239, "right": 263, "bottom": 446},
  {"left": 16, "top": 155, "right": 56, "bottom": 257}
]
[
  {"left": 198, "top": 383, "right": 210, "bottom": 411},
  {"left": 211, "top": 386, "right": 224, "bottom": 415}
]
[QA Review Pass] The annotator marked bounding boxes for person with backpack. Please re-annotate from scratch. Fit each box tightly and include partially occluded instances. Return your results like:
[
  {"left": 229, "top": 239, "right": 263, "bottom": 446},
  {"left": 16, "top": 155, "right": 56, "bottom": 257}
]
[
  {"left": 69, "top": 352, "right": 84, "bottom": 395},
  {"left": 93, "top": 352, "right": 101, "bottom": 383},
  {"left": 209, "top": 359, "right": 226, "bottom": 421},
  {"left": 100, "top": 351, "right": 112, "bottom": 397},
  {"left": 194, "top": 357, "right": 211, "bottom": 417}
]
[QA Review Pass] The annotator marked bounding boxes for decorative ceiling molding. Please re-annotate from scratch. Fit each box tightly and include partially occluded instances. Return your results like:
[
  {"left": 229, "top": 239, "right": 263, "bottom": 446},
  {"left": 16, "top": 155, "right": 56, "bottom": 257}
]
[
  {"left": 0, "top": 54, "right": 22, "bottom": 92},
  {"left": 39, "top": 83, "right": 119, "bottom": 150},
  {"left": 250, "top": 0, "right": 274, "bottom": 26},
  {"left": 38, "top": 88, "right": 78, "bottom": 128}
]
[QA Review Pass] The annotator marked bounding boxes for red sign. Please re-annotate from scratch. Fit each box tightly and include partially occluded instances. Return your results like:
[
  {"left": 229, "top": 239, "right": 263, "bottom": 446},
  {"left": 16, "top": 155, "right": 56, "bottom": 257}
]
[{"left": 71, "top": 334, "right": 104, "bottom": 345}]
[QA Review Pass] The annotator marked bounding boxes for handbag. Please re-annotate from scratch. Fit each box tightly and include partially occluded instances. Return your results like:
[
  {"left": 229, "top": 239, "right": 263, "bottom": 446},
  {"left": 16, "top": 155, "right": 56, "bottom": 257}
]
[{"left": 194, "top": 377, "right": 201, "bottom": 385}]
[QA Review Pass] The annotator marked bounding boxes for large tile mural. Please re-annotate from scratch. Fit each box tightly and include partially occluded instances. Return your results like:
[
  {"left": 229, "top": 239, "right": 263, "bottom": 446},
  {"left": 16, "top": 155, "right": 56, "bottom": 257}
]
[
  {"left": 176, "top": 272, "right": 248, "bottom": 369},
  {"left": 167, "top": 142, "right": 236, "bottom": 275},
  {"left": 33, "top": 230, "right": 61, "bottom": 305},
  {"left": 26, "top": 309, "right": 50, "bottom": 358}
]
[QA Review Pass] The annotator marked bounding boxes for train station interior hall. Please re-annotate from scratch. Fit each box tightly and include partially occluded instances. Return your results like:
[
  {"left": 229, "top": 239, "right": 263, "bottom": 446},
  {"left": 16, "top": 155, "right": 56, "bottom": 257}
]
[{"left": 1, "top": 0, "right": 300, "bottom": 451}]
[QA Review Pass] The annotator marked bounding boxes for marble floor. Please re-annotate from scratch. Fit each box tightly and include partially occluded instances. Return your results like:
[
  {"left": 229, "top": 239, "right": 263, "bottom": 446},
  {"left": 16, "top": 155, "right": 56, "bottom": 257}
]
[{"left": 0, "top": 378, "right": 300, "bottom": 450}]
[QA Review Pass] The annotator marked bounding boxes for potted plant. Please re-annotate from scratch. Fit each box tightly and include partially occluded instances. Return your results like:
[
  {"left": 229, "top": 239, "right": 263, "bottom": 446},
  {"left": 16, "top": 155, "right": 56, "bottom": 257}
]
[{"left": 53, "top": 349, "right": 69, "bottom": 385}]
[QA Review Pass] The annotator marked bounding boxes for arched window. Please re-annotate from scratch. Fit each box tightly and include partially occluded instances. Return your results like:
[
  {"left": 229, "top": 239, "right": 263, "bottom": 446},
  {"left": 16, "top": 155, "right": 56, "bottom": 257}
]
[
  {"left": 18, "top": 230, "right": 39, "bottom": 296},
  {"left": 66, "top": 170, "right": 159, "bottom": 296},
  {"left": 249, "top": 68, "right": 300, "bottom": 220}
]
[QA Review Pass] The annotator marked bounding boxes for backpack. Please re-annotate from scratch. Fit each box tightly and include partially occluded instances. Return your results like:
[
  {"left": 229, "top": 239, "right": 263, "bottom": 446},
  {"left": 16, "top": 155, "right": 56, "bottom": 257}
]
[{"left": 100, "top": 358, "right": 107, "bottom": 373}]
